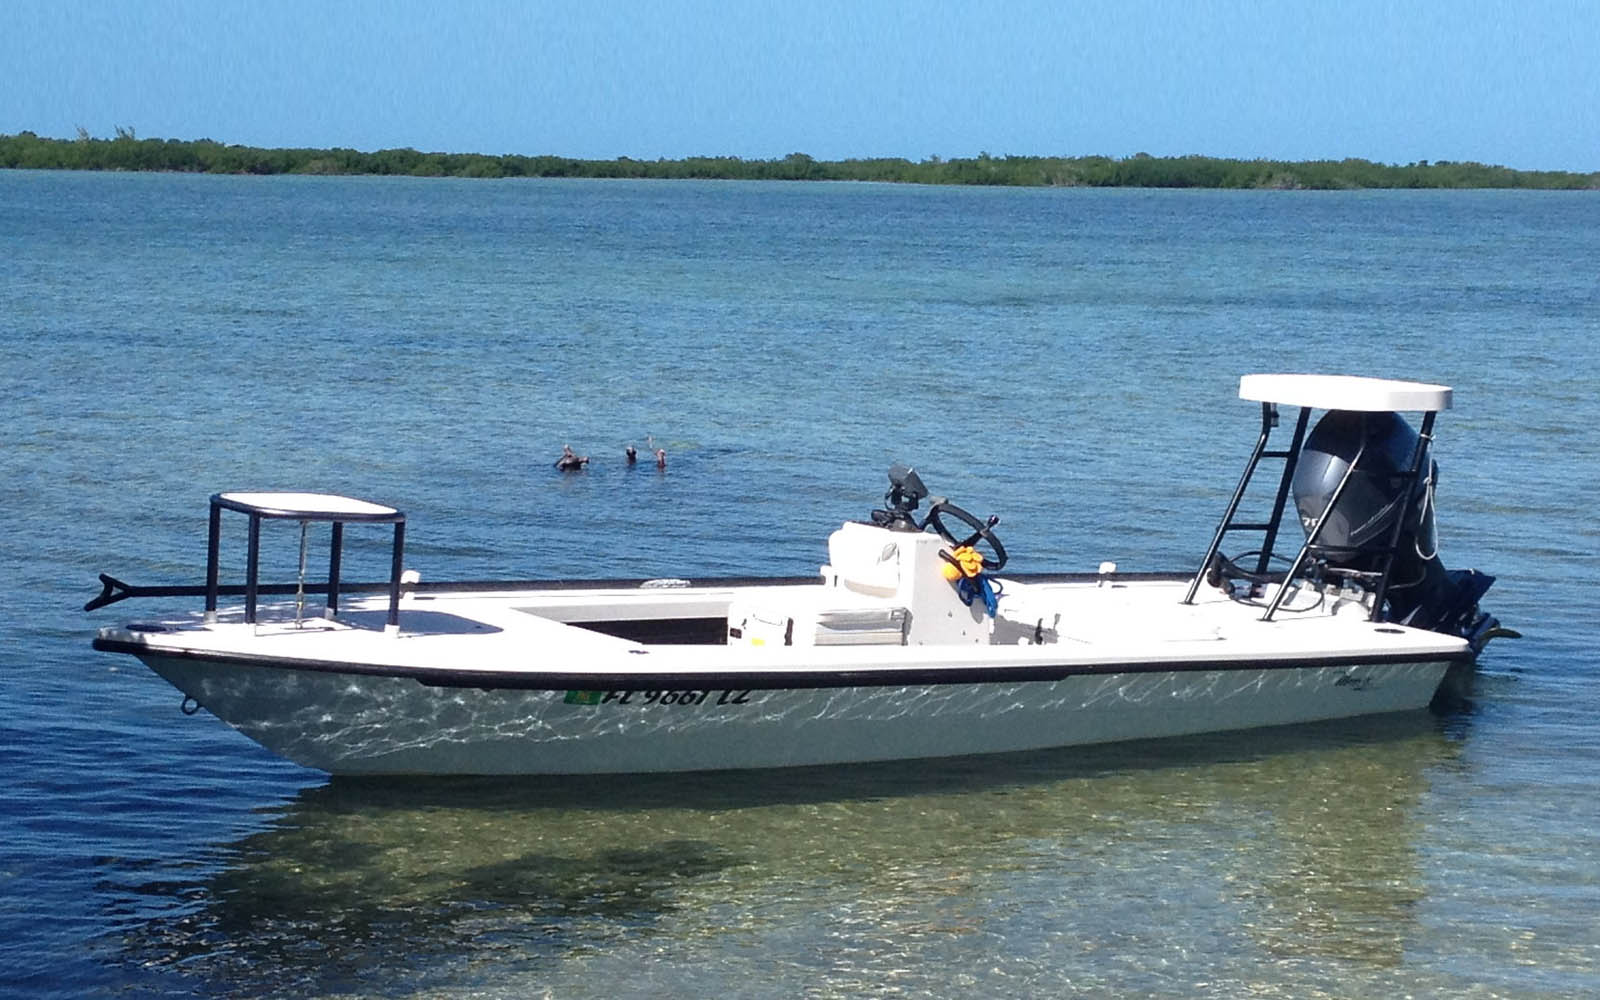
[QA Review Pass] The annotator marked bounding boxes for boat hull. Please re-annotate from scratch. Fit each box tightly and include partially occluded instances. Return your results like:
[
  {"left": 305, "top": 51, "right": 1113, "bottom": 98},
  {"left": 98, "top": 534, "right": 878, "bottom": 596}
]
[{"left": 140, "top": 654, "right": 1452, "bottom": 775}]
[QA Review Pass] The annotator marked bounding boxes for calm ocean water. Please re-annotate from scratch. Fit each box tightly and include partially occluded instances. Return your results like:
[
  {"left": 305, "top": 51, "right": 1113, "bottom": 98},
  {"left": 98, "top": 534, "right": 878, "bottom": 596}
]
[{"left": 1, "top": 171, "right": 1597, "bottom": 998}]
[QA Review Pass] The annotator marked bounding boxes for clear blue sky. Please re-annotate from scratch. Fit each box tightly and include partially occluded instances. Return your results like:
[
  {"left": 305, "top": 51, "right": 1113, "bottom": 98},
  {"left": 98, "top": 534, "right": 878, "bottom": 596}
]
[{"left": 7, "top": 0, "right": 1598, "bottom": 170}]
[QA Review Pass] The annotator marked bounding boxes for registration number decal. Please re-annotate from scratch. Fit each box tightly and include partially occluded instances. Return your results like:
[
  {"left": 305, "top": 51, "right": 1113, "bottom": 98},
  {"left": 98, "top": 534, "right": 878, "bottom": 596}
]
[{"left": 564, "top": 689, "right": 752, "bottom": 706}]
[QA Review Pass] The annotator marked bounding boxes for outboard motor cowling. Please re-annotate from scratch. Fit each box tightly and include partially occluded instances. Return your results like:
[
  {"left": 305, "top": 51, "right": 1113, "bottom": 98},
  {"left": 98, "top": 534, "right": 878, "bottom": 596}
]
[
  {"left": 1291, "top": 410, "right": 1492, "bottom": 634},
  {"left": 1292, "top": 410, "right": 1434, "bottom": 558}
]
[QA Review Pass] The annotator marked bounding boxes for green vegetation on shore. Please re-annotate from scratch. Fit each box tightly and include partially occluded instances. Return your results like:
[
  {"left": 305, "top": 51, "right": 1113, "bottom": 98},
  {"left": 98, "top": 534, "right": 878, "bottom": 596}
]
[{"left": 3, "top": 129, "right": 1595, "bottom": 189}]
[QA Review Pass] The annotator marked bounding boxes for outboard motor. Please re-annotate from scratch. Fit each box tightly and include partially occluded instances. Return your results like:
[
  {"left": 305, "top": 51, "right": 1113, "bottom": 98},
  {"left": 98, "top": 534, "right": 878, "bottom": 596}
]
[{"left": 1291, "top": 410, "right": 1493, "bottom": 635}]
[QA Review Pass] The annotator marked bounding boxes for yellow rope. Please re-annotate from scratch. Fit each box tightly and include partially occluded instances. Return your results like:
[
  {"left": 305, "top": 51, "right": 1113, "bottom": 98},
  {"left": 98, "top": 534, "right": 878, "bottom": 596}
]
[{"left": 940, "top": 545, "right": 985, "bottom": 581}]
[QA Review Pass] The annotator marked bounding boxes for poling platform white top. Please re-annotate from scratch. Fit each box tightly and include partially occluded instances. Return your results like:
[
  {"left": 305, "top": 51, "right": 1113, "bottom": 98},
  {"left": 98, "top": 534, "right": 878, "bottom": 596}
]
[
  {"left": 214, "top": 492, "right": 403, "bottom": 520},
  {"left": 1239, "top": 374, "right": 1452, "bottom": 412}
]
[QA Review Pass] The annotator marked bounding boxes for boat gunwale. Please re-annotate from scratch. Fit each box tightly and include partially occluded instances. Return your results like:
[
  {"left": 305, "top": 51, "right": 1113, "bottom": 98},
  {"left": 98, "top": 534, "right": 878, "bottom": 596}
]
[{"left": 97, "top": 636, "right": 1471, "bottom": 691}]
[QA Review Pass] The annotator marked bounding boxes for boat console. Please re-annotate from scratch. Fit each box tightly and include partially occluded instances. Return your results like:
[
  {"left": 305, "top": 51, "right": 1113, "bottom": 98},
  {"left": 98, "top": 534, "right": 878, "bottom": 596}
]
[{"left": 728, "top": 465, "right": 1008, "bottom": 647}]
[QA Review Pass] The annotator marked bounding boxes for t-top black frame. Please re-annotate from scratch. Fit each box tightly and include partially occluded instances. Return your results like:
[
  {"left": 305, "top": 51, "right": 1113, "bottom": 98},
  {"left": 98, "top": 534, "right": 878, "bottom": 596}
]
[{"left": 1182, "top": 401, "right": 1436, "bottom": 623}]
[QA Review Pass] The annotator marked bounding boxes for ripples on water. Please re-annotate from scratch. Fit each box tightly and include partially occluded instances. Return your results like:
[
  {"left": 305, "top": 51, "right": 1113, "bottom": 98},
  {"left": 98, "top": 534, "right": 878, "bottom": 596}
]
[{"left": 1, "top": 173, "right": 1597, "bottom": 997}]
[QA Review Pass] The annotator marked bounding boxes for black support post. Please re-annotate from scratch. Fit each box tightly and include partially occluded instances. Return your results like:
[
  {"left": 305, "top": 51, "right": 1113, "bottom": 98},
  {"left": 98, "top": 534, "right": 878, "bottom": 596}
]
[
  {"left": 244, "top": 513, "right": 261, "bottom": 625},
  {"left": 204, "top": 499, "right": 222, "bottom": 622},
  {"left": 327, "top": 521, "right": 343, "bottom": 618},
  {"left": 387, "top": 521, "right": 405, "bottom": 630}
]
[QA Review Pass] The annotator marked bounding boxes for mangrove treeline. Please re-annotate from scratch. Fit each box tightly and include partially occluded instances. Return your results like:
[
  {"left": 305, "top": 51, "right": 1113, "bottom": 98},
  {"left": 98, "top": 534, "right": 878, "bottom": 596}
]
[{"left": 3, "top": 130, "right": 1596, "bottom": 190}]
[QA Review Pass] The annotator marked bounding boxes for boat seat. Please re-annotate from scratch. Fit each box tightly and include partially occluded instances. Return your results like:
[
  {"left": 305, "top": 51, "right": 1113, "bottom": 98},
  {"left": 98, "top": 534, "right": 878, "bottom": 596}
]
[
  {"left": 727, "top": 587, "right": 909, "bottom": 647},
  {"left": 821, "top": 521, "right": 904, "bottom": 597}
]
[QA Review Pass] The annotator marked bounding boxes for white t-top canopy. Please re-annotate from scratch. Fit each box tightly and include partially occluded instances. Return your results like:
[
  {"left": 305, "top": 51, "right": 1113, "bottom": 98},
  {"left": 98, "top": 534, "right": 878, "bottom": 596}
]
[
  {"left": 214, "top": 491, "right": 403, "bottom": 520},
  {"left": 1239, "top": 374, "right": 1452, "bottom": 412}
]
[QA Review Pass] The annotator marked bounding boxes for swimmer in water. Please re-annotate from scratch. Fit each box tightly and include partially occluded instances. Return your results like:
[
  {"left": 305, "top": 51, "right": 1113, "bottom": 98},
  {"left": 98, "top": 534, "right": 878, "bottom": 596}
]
[
  {"left": 625, "top": 445, "right": 637, "bottom": 465},
  {"left": 554, "top": 444, "right": 589, "bottom": 471},
  {"left": 654, "top": 448, "right": 667, "bottom": 469}
]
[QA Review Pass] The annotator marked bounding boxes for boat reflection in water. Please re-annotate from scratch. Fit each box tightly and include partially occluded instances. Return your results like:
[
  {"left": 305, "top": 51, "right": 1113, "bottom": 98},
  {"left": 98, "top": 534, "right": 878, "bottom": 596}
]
[{"left": 107, "top": 715, "right": 1460, "bottom": 997}]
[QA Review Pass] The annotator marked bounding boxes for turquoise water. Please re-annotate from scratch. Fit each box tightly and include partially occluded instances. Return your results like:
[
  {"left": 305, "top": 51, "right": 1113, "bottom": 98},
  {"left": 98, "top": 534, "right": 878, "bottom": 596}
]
[{"left": 1, "top": 171, "right": 1597, "bottom": 997}]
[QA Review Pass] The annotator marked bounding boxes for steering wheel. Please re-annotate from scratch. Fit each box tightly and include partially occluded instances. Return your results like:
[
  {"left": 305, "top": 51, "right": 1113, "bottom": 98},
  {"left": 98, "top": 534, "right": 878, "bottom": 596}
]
[{"left": 926, "top": 501, "right": 1007, "bottom": 572}]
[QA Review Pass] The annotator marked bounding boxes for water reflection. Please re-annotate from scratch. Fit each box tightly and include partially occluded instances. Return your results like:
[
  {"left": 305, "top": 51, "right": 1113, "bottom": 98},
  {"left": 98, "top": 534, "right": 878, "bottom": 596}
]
[{"left": 107, "top": 714, "right": 1463, "bottom": 998}]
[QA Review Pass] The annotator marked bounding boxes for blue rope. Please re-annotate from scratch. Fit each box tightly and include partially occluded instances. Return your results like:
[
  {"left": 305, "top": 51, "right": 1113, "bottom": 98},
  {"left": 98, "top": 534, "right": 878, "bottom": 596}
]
[{"left": 955, "top": 574, "right": 999, "bottom": 617}]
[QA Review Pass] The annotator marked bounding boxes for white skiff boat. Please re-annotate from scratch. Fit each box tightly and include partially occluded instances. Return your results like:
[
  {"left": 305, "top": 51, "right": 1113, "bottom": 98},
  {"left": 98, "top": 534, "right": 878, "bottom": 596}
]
[{"left": 88, "top": 374, "right": 1510, "bottom": 775}]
